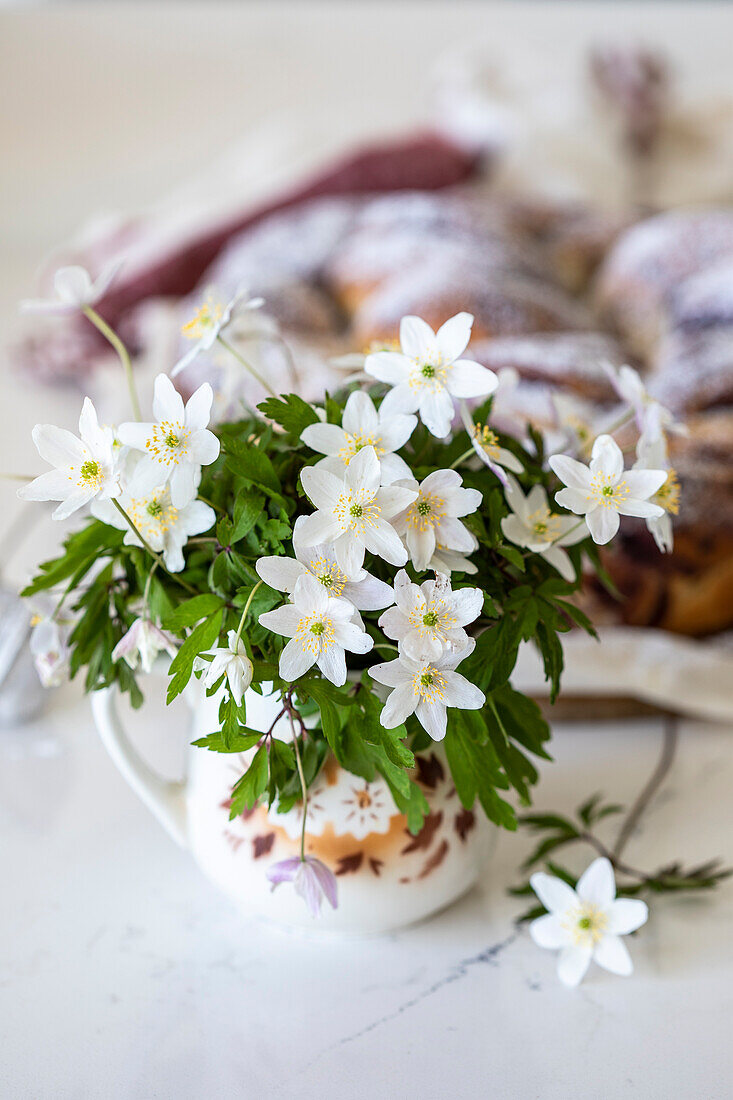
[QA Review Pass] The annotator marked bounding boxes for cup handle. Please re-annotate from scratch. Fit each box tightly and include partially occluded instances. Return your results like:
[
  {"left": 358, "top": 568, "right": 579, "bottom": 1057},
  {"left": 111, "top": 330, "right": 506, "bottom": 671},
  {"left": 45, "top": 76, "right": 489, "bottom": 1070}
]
[{"left": 91, "top": 677, "right": 188, "bottom": 849}]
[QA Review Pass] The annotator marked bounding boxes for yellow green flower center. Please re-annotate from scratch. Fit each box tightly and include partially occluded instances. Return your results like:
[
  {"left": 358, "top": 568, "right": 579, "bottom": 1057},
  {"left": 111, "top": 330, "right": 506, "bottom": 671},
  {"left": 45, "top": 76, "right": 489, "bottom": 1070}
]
[
  {"left": 423, "top": 611, "right": 439, "bottom": 628},
  {"left": 79, "top": 460, "right": 100, "bottom": 482},
  {"left": 182, "top": 298, "right": 224, "bottom": 340},
  {"left": 310, "top": 622, "right": 325, "bottom": 636},
  {"left": 564, "top": 903, "right": 609, "bottom": 946},
  {"left": 589, "top": 473, "right": 630, "bottom": 511},
  {"left": 413, "top": 665, "right": 447, "bottom": 704},
  {"left": 655, "top": 469, "right": 680, "bottom": 515}
]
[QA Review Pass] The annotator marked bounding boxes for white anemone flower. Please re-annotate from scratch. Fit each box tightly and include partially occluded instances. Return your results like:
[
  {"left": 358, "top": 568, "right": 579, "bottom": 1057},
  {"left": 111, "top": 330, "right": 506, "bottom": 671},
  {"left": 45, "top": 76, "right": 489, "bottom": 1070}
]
[
  {"left": 256, "top": 516, "right": 394, "bottom": 611},
  {"left": 634, "top": 434, "right": 679, "bottom": 554},
  {"left": 172, "top": 286, "right": 263, "bottom": 376},
  {"left": 298, "top": 446, "right": 417, "bottom": 576},
  {"left": 392, "top": 469, "right": 482, "bottom": 572},
  {"left": 370, "top": 639, "right": 484, "bottom": 741},
  {"left": 379, "top": 570, "right": 483, "bottom": 662},
  {"left": 549, "top": 434, "right": 666, "bottom": 546},
  {"left": 112, "top": 617, "right": 178, "bottom": 674},
  {"left": 365, "top": 312, "right": 498, "bottom": 439},
  {"left": 259, "top": 573, "right": 373, "bottom": 686},
  {"left": 603, "top": 362, "right": 686, "bottom": 442},
  {"left": 92, "top": 473, "right": 215, "bottom": 572},
  {"left": 460, "top": 404, "right": 523, "bottom": 485},
  {"left": 501, "top": 475, "right": 587, "bottom": 582},
  {"left": 20, "top": 260, "right": 122, "bottom": 316},
  {"left": 18, "top": 397, "right": 120, "bottom": 520},
  {"left": 118, "top": 374, "right": 220, "bottom": 507},
  {"left": 194, "top": 630, "right": 254, "bottom": 706},
  {"left": 301, "top": 390, "right": 416, "bottom": 485},
  {"left": 529, "top": 857, "right": 648, "bottom": 988}
]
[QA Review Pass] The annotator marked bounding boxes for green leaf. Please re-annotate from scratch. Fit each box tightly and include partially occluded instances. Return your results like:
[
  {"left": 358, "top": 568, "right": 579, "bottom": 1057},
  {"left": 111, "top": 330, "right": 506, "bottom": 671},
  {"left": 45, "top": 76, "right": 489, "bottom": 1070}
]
[
  {"left": 224, "top": 439, "right": 281, "bottom": 494},
  {"left": 162, "top": 594, "right": 224, "bottom": 633},
  {"left": 228, "top": 745, "right": 269, "bottom": 817},
  {"left": 167, "top": 609, "right": 223, "bottom": 702},
  {"left": 231, "top": 489, "right": 265, "bottom": 542},
  {"left": 257, "top": 393, "right": 319, "bottom": 439},
  {"left": 193, "top": 729, "right": 263, "bottom": 753}
]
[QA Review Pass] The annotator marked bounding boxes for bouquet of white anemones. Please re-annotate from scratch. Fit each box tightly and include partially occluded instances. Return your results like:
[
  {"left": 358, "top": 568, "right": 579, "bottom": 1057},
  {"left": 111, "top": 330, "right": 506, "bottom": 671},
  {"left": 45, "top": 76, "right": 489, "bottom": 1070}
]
[{"left": 19, "top": 269, "right": 697, "bottom": 926}]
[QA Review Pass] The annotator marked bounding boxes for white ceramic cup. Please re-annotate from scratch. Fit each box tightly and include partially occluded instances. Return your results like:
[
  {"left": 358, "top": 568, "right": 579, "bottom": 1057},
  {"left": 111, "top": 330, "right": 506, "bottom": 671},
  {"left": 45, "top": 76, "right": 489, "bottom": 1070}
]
[{"left": 91, "top": 670, "right": 494, "bottom": 934}]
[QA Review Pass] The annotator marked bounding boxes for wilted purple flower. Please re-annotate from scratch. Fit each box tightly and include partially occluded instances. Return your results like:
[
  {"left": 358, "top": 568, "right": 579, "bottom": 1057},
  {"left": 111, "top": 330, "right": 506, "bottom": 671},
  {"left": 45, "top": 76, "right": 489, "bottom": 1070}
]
[{"left": 266, "top": 855, "right": 338, "bottom": 917}]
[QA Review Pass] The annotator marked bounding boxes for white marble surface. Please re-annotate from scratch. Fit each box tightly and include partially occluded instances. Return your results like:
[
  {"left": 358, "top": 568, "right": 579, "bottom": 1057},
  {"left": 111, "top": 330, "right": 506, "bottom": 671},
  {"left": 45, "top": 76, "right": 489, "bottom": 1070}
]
[
  {"left": 1, "top": 4, "right": 733, "bottom": 1097},
  {"left": 2, "top": 679, "right": 732, "bottom": 1099}
]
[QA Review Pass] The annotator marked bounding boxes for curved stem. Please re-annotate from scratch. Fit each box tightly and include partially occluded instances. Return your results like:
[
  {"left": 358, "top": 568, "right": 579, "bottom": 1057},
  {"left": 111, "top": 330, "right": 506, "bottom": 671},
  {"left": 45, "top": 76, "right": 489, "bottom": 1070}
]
[
  {"left": 612, "top": 716, "right": 678, "bottom": 862},
  {"left": 288, "top": 699, "right": 309, "bottom": 862},
  {"left": 111, "top": 499, "right": 196, "bottom": 594},
  {"left": 235, "top": 579, "right": 263, "bottom": 644},
  {"left": 83, "top": 307, "right": 142, "bottom": 421},
  {"left": 449, "top": 446, "right": 476, "bottom": 471},
  {"left": 143, "top": 560, "right": 159, "bottom": 608},
  {"left": 218, "top": 334, "right": 277, "bottom": 398}
]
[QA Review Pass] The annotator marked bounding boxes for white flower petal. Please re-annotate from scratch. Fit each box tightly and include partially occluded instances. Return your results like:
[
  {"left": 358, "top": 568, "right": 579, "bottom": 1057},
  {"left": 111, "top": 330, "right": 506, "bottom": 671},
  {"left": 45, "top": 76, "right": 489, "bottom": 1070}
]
[
  {"left": 557, "top": 945, "right": 592, "bottom": 987},
  {"left": 593, "top": 934, "right": 633, "bottom": 977},
  {"left": 364, "top": 350, "right": 412, "bottom": 386},
  {"left": 184, "top": 383, "right": 214, "bottom": 431},
  {"left": 416, "top": 697, "right": 448, "bottom": 740},
  {"left": 554, "top": 487, "right": 592, "bottom": 516},
  {"left": 344, "top": 574, "right": 394, "bottom": 611},
  {"left": 31, "top": 423, "right": 86, "bottom": 467},
  {"left": 400, "top": 314, "right": 435, "bottom": 359},
  {"left": 590, "top": 434, "right": 624, "bottom": 481},
  {"left": 256, "top": 556, "right": 307, "bottom": 593},
  {"left": 441, "top": 670, "right": 485, "bottom": 710},
  {"left": 418, "top": 387, "right": 454, "bottom": 439},
  {"left": 529, "top": 871, "right": 578, "bottom": 914},
  {"left": 607, "top": 898, "right": 649, "bottom": 935},
  {"left": 585, "top": 507, "right": 620, "bottom": 545},
  {"left": 258, "top": 605, "right": 301, "bottom": 637},
  {"left": 334, "top": 530, "right": 365, "bottom": 576},
  {"left": 576, "top": 856, "right": 616, "bottom": 907},
  {"left": 623, "top": 469, "right": 667, "bottom": 500},
  {"left": 382, "top": 682, "right": 418, "bottom": 727},
  {"left": 542, "top": 544, "right": 575, "bottom": 582},
  {"left": 300, "top": 466, "right": 343, "bottom": 512},
  {"left": 379, "top": 382, "right": 420, "bottom": 418},
  {"left": 279, "top": 637, "right": 316, "bottom": 681},
  {"left": 297, "top": 509, "right": 342, "bottom": 547},
  {"left": 436, "top": 311, "right": 473, "bottom": 361},
  {"left": 344, "top": 445, "right": 380, "bottom": 496},
  {"left": 361, "top": 519, "right": 408, "bottom": 567},
  {"left": 191, "top": 429, "right": 221, "bottom": 466},
  {"left": 529, "top": 913, "right": 571, "bottom": 950},
  {"left": 301, "top": 423, "right": 348, "bottom": 456},
  {"left": 317, "top": 643, "right": 347, "bottom": 687},
  {"left": 549, "top": 454, "right": 593, "bottom": 491},
  {"left": 343, "top": 390, "right": 379, "bottom": 436},
  {"left": 446, "top": 359, "right": 498, "bottom": 399},
  {"left": 370, "top": 659, "right": 411, "bottom": 688},
  {"left": 152, "top": 373, "right": 185, "bottom": 424}
]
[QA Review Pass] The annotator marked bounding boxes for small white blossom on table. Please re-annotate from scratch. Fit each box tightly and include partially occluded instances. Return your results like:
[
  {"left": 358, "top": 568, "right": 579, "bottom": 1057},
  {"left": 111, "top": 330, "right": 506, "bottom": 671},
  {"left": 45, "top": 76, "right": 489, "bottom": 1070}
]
[{"left": 529, "top": 857, "right": 649, "bottom": 987}]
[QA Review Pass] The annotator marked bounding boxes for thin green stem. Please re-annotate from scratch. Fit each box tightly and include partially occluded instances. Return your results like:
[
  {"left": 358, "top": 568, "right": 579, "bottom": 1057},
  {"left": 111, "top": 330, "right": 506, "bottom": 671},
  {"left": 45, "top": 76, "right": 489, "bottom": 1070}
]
[
  {"left": 143, "top": 560, "right": 159, "bottom": 607},
  {"left": 449, "top": 446, "right": 476, "bottom": 471},
  {"left": 111, "top": 499, "right": 197, "bottom": 594},
  {"left": 0, "top": 472, "right": 34, "bottom": 481},
  {"left": 288, "top": 702, "right": 308, "bottom": 862},
  {"left": 373, "top": 642, "right": 399, "bottom": 654},
  {"left": 235, "top": 580, "right": 263, "bottom": 644},
  {"left": 218, "top": 334, "right": 277, "bottom": 398},
  {"left": 83, "top": 306, "right": 142, "bottom": 421}
]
